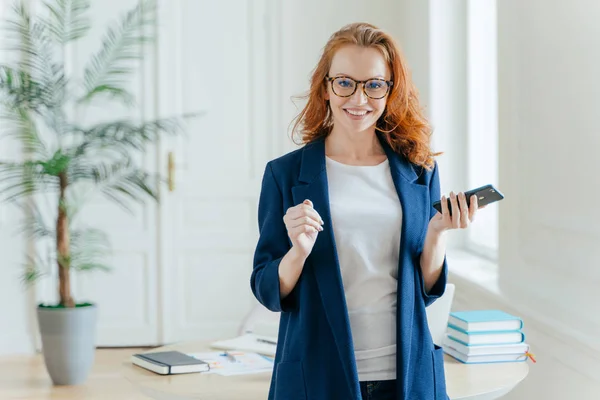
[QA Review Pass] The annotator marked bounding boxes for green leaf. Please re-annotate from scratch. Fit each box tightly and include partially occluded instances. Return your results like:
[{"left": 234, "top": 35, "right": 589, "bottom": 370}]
[
  {"left": 2, "top": 4, "right": 65, "bottom": 107},
  {"left": 64, "top": 116, "right": 191, "bottom": 179},
  {"left": 70, "top": 115, "right": 193, "bottom": 159},
  {"left": 0, "top": 65, "right": 53, "bottom": 111},
  {"left": 64, "top": 156, "right": 157, "bottom": 213},
  {"left": 3, "top": 2, "right": 33, "bottom": 51},
  {"left": 0, "top": 160, "right": 59, "bottom": 202},
  {"left": 70, "top": 227, "right": 112, "bottom": 273},
  {"left": 43, "top": 0, "right": 91, "bottom": 44},
  {"left": 79, "top": 0, "right": 156, "bottom": 105},
  {"left": 79, "top": 84, "right": 135, "bottom": 106},
  {"left": 15, "top": 200, "right": 55, "bottom": 240},
  {"left": 41, "top": 149, "right": 71, "bottom": 176},
  {"left": 101, "top": 169, "right": 157, "bottom": 213},
  {"left": 0, "top": 105, "right": 48, "bottom": 158},
  {"left": 72, "top": 262, "right": 111, "bottom": 272},
  {"left": 20, "top": 250, "right": 53, "bottom": 287},
  {"left": 104, "top": 168, "right": 158, "bottom": 201},
  {"left": 21, "top": 265, "right": 46, "bottom": 286}
]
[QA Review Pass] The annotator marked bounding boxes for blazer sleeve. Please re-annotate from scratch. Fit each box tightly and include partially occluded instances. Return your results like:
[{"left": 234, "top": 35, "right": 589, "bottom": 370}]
[
  {"left": 250, "top": 162, "right": 296, "bottom": 313},
  {"left": 419, "top": 161, "right": 448, "bottom": 307}
]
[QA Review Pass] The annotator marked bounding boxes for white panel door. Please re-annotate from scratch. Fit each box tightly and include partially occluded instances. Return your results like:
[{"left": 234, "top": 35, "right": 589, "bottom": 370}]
[
  {"left": 57, "top": 0, "right": 160, "bottom": 346},
  {"left": 156, "top": 0, "right": 276, "bottom": 343}
]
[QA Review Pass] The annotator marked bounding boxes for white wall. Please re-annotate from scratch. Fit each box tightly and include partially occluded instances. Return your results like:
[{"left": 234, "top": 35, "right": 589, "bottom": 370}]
[
  {"left": 429, "top": 0, "right": 468, "bottom": 249},
  {"left": 0, "top": 0, "right": 37, "bottom": 356},
  {"left": 498, "top": 0, "right": 600, "bottom": 352},
  {"left": 458, "top": 0, "right": 600, "bottom": 397},
  {"left": 0, "top": 198, "right": 35, "bottom": 356}
]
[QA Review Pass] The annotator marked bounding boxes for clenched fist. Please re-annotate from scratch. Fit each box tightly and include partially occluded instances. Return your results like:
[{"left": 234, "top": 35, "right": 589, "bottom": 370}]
[{"left": 283, "top": 199, "right": 324, "bottom": 259}]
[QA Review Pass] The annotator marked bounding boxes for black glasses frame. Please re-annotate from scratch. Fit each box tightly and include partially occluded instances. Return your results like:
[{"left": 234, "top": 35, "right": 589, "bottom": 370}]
[{"left": 325, "top": 75, "right": 393, "bottom": 99}]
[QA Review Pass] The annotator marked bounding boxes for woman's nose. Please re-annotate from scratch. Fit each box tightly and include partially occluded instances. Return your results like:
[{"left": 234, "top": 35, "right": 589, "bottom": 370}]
[{"left": 349, "top": 84, "right": 368, "bottom": 104}]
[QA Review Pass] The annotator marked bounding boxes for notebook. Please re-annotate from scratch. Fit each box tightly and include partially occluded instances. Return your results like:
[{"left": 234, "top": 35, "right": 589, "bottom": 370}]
[
  {"left": 448, "top": 310, "right": 523, "bottom": 332},
  {"left": 443, "top": 335, "right": 529, "bottom": 356},
  {"left": 447, "top": 325, "right": 525, "bottom": 345},
  {"left": 444, "top": 345, "right": 528, "bottom": 364},
  {"left": 131, "top": 351, "right": 210, "bottom": 375}
]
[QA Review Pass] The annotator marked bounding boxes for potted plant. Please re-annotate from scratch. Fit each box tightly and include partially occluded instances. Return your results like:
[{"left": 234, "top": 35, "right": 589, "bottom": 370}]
[{"left": 0, "top": 0, "right": 192, "bottom": 385}]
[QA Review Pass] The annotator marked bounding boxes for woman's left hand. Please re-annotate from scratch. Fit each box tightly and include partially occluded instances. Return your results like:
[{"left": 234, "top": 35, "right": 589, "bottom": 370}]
[{"left": 428, "top": 191, "right": 482, "bottom": 234}]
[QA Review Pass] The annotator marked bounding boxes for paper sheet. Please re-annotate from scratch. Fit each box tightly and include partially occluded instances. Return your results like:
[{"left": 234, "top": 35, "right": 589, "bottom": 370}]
[{"left": 189, "top": 351, "right": 274, "bottom": 376}]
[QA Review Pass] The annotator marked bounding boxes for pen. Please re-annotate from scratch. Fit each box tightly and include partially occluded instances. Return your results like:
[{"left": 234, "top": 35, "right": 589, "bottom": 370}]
[
  {"left": 224, "top": 351, "right": 239, "bottom": 363},
  {"left": 257, "top": 338, "right": 277, "bottom": 345}
]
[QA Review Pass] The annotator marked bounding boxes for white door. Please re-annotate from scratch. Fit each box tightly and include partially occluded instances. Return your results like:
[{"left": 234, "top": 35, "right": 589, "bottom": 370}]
[
  {"left": 23, "top": 0, "right": 276, "bottom": 346},
  {"left": 156, "top": 0, "right": 276, "bottom": 343},
  {"left": 66, "top": 0, "right": 161, "bottom": 346}
]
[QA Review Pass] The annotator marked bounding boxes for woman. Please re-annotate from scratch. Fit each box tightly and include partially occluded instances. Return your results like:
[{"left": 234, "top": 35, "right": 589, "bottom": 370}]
[{"left": 251, "top": 22, "right": 480, "bottom": 400}]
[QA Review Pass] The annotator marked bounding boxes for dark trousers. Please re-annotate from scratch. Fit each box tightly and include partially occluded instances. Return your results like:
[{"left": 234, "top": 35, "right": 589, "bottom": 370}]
[{"left": 359, "top": 379, "right": 397, "bottom": 400}]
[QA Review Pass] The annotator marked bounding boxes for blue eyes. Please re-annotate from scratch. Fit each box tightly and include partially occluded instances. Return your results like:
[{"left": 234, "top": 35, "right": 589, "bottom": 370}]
[
  {"left": 334, "top": 78, "right": 385, "bottom": 89},
  {"left": 337, "top": 79, "right": 353, "bottom": 88},
  {"left": 366, "top": 81, "right": 383, "bottom": 90}
]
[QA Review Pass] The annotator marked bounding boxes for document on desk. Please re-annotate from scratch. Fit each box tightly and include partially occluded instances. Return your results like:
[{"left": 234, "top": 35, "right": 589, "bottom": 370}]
[
  {"left": 210, "top": 333, "right": 277, "bottom": 357},
  {"left": 189, "top": 351, "right": 274, "bottom": 376}
]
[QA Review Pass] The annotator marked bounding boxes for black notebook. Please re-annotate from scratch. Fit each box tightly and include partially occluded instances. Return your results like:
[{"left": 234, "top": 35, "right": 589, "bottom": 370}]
[{"left": 131, "top": 351, "right": 210, "bottom": 375}]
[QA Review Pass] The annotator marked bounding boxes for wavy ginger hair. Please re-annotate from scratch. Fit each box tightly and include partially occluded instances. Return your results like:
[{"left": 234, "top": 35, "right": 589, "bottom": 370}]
[{"left": 291, "top": 22, "right": 440, "bottom": 170}]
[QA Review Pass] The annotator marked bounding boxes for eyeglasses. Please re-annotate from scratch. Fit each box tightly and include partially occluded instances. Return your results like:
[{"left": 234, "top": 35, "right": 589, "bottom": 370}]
[{"left": 325, "top": 75, "right": 393, "bottom": 100}]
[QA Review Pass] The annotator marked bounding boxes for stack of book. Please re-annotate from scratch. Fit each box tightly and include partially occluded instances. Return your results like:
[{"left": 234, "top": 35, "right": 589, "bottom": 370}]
[{"left": 442, "top": 309, "right": 535, "bottom": 364}]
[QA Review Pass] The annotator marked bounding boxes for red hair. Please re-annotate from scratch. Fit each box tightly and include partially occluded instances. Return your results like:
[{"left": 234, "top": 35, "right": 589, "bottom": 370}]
[{"left": 291, "top": 22, "right": 440, "bottom": 169}]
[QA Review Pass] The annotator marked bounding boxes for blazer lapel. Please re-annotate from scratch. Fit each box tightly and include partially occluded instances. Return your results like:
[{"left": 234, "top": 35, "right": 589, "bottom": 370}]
[
  {"left": 291, "top": 139, "right": 360, "bottom": 396},
  {"left": 378, "top": 132, "right": 430, "bottom": 257}
]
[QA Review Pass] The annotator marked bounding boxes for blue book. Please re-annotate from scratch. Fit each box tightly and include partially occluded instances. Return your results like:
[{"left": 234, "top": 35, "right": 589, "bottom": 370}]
[
  {"left": 443, "top": 335, "right": 529, "bottom": 356},
  {"left": 448, "top": 310, "right": 523, "bottom": 333},
  {"left": 443, "top": 345, "right": 528, "bottom": 364},
  {"left": 447, "top": 324, "right": 526, "bottom": 346}
]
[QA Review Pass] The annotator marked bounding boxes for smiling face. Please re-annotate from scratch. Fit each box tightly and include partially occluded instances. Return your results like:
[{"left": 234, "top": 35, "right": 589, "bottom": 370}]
[{"left": 325, "top": 45, "right": 391, "bottom": 135}]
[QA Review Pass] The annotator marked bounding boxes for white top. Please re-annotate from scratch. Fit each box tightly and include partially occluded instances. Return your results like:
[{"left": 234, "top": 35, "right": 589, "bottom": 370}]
[{"left": 325, "top": 156, "right": 402, "bottom": 382}]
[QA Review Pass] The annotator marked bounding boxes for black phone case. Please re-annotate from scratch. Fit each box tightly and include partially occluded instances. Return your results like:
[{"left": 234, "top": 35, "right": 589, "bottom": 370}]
[{"left": 432, "top": 184, "right": 504, "bottom": 216}]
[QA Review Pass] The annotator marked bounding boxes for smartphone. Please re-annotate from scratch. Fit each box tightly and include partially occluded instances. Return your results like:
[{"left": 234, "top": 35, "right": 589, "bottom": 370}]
[{"left": 432, "top": 184, "right": 504, "bottom": 216}]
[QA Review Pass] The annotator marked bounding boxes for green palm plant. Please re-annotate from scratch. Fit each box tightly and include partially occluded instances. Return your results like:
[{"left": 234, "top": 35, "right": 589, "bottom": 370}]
[{"left": 0, "top": 0, "right": 192, "bottom": 308}]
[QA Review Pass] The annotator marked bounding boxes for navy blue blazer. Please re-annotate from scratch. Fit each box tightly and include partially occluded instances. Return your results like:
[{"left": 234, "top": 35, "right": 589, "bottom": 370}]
[{"left": 251, "top": 133, "right": 449, "bottom": 400}]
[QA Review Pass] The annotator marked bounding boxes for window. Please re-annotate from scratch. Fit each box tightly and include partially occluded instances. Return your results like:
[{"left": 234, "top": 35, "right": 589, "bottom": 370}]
[{"left": 466, "top": 0, "right": 499, "bottom": 259}]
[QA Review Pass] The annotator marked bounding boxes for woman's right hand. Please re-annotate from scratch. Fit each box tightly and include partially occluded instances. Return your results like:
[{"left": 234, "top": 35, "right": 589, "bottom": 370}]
[{"left": 283, "top": 199, "right": 324, "bottom": 259}]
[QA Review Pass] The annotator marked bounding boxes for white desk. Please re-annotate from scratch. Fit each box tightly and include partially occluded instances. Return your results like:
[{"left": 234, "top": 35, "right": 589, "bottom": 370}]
[{"left": 122, "top": 340, "right": 528, "bottom": 400}]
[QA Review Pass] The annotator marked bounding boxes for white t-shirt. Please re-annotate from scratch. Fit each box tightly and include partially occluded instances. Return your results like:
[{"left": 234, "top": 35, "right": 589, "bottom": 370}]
[{"left": 326, "top": 156, "right": 403, "bottom": 382}]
